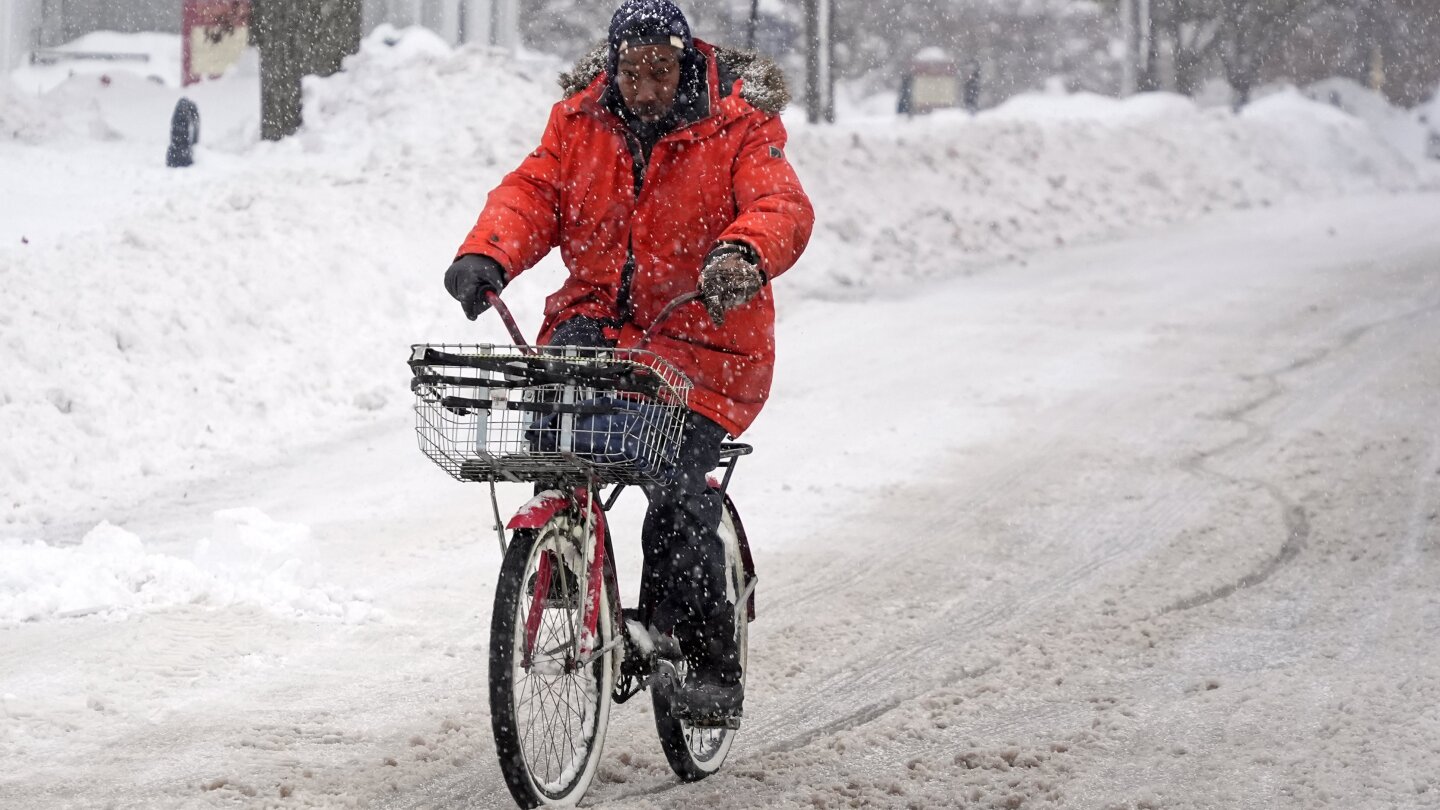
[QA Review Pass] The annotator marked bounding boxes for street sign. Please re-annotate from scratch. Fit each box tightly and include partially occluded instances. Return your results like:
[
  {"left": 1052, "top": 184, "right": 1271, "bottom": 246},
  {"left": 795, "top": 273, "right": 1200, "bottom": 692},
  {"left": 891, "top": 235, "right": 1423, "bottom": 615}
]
[{"left": 183, "top": 0, "right": 251, "bottom": 86}]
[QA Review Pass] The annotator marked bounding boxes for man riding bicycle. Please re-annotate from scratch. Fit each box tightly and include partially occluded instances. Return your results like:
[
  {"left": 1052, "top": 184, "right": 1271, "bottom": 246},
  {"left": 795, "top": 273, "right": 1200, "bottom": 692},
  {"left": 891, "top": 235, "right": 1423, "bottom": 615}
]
[{"left": 444, "top": 0, "right": 813, "bottom": 722}]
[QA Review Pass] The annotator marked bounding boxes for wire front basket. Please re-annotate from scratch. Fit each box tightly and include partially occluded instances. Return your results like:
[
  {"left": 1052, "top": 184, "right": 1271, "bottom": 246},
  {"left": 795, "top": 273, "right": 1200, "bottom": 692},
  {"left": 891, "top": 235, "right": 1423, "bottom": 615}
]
[{"left": 408, "top": 344, "right": 693, "bottom": 486}]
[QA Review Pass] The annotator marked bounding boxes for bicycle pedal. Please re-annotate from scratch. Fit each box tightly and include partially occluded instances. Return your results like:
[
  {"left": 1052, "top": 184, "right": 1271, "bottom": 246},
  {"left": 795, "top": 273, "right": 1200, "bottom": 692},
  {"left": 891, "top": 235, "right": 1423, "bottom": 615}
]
[{"left": 650, "top": 660, "right": 681, "bottom": 693}]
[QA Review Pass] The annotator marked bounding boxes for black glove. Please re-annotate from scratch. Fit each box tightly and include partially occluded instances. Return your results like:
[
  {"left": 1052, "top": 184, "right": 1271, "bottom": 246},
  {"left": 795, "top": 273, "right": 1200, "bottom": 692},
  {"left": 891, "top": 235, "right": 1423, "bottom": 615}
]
[
  {"left": 444, "top": 254, "right": 507, "bottom": 321},
  {"left": 698, "top": 243, "right": 764, "bottom": 326}
]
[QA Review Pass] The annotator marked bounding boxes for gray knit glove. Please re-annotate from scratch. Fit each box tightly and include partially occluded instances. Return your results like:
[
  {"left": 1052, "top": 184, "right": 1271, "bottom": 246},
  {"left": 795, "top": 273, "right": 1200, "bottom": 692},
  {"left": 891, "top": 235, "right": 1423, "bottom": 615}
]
[{"left": 698, "top": 243, "right": 764, "bottom": 326}]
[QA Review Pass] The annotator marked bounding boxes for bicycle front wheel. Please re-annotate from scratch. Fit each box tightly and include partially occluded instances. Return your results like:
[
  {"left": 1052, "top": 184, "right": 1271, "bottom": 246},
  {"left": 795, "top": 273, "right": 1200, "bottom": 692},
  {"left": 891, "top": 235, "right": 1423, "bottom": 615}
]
[{"left": 489, "top": 512, "right": 615, "bottom": 808}]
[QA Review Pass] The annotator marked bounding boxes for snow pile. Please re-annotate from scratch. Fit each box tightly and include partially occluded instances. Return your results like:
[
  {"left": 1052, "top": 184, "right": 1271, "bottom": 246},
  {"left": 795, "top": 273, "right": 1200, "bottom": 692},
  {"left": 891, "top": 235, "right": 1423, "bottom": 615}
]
[
  {"left": 1303, "top": 77, "right": 1437, "bottom": 165},
  {"left": 0, "top": 83, "right": 66, "bottom": 144},
  {"left": 9, "top": 31, "right": 183, "bottom": 94},
  {"left": 0, "top": 28, "right": 568, "bottom": 530},
  {"left": 4, "top": 32, "right": 228, "bottom": 149},
  {"left": 0, "top": 509, "right": 378, "bottom": 624},
  {"left": 271, "top": 25, "right": 556, "bottom": 173},
  {"left": 788, "top": 89, "right": 1428, "bottom": 296},
  {"left": 0, "top": 27, "right": 1434, "bottom": 534},
  {"left": 1422, "top": 86, "right": 1440, "bottom": 128},
  {"left": 8, "top": 48, "right": 261, "bottom": 151}
]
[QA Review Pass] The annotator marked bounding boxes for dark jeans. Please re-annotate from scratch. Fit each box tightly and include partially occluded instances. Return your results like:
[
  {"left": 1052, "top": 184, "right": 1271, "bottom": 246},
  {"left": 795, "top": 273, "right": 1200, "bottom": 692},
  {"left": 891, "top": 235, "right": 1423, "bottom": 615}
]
[{"left": 549, "top": 317, "right": 740, "bottom": 680}]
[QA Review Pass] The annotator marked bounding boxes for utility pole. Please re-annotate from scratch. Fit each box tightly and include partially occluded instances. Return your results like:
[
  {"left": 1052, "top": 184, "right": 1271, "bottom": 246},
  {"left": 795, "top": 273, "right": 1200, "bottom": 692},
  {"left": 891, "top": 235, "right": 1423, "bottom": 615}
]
[
  {"left": 804, "top": 0, "right": 834, "bottom": 123},
  {"left": 824, "top": 0, "right": 835, "bottom": 122},
  {"left": 492, "top": 0, "right": 519, "bottom": 50},
  {"left": 746, "top": 0, "right": 759, "bottom": 50},
  {"left": 804, "top": 0, "right": 819, "bottom": 121},
  {"left": 1136, "top": 0, "right": 1157, "bottom": 91},
  {"left": 459, "top": 0, "right": 518, "bottom": 51},
  {"left": 1119, "top": 0, "right": 1135, "bottom": 94}
]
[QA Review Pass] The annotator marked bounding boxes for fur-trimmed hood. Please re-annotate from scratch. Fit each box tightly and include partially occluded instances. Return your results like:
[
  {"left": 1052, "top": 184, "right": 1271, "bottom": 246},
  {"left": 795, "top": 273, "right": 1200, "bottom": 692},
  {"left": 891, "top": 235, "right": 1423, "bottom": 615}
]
[{"left": 558, "top": 41, "right": 791, "bottom": 115}]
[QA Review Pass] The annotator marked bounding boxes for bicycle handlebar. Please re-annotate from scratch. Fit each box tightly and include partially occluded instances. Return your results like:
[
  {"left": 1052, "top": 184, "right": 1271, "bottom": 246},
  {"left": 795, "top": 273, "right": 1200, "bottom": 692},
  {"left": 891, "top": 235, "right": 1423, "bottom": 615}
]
[
  {"left": 481, "top": 289, "right": 702, "bottom": 353},
  {"left": 640, "top": 291, "right": 701, "bottom": 347},
  {"left": 483, "top": 290, "right": 534, "bottom": 353}
]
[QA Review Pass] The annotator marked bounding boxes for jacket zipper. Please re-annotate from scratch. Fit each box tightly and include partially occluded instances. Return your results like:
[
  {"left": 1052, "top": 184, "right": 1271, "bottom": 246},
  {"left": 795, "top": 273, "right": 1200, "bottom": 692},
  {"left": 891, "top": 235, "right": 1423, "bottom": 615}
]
[{"left": 616, "top": 127, "right": 650, "bottom": 325}]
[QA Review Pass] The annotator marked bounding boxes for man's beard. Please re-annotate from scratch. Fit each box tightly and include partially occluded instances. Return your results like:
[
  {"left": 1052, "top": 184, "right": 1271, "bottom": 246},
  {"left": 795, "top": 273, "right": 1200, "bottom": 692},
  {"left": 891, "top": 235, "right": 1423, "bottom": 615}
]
[{"left": 623, "top": 106, "right": 678, "bottom": 141}]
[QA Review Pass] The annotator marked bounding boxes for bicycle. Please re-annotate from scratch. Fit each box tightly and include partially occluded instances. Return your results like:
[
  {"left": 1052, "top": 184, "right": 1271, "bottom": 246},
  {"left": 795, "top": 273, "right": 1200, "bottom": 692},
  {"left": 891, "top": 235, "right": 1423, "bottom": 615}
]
[{"left": 408, "top": 292, "right": 758, "bottom": 808}]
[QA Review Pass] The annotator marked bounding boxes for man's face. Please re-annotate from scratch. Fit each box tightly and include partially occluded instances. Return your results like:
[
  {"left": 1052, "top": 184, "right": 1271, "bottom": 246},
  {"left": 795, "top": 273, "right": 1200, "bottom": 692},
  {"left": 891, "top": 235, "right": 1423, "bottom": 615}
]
[{"left": 616, "top": 44, "right": 682, "bottom": 123}]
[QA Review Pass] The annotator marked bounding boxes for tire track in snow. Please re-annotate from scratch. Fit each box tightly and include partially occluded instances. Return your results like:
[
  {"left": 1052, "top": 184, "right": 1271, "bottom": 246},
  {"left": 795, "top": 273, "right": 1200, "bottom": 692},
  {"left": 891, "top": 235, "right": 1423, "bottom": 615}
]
[
  {"left": 737, "top": 384, "right": 1235, "bottom": 743},
  {"left": 1160, "top": 300, "right": 1440, "bottom": 617}
]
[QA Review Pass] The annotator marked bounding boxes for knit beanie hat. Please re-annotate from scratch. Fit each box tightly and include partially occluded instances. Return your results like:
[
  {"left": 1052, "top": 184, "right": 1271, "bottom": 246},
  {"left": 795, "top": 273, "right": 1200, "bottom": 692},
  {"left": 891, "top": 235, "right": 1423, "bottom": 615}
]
[{"left": 609, "top": 0, "right": 692, "bottom": 53}]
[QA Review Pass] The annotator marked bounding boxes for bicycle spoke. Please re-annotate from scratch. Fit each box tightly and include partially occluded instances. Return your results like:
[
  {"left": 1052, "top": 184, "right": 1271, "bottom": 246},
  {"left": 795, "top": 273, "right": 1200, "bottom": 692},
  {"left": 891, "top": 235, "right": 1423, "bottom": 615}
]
[
  {"left": 516, "top": 578, "right": 595, "bottom": 785},
  {"left": 494, "top": 514, "right": 613, "bottom": 801}
]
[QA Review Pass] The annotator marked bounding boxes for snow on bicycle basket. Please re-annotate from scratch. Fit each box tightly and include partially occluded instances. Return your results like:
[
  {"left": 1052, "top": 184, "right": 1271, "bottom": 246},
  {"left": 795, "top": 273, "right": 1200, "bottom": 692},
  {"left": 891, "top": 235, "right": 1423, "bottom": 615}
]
[{"left": 408, "top": 344, "right": 692, "bottom": 485}]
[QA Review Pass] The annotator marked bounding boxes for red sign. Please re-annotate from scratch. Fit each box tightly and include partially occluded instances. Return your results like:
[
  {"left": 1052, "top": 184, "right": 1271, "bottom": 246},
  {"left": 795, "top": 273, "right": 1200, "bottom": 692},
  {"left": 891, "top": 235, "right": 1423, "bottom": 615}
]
[{"left": 182, "top": 0, "right": 251, "bottom": 86}]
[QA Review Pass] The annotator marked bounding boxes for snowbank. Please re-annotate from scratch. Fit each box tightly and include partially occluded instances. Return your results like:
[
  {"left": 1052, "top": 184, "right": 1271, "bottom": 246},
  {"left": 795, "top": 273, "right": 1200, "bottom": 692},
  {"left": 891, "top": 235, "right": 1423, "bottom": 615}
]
[
  {"left": 0, "top": 25, "right": 1434, "bottom": 556},
  {"left": 1303, "top": 77, "right": 1437, "bottom": 165},
  {"left": 0, "top": 510, "right": 378, "bottom": 624},
  {"left": 789, "top": 88, "right": 1426, "bottom": 296},
  {"left": 1, "top": 28, "right": 561, "bottom": 535},
  {"left": 0, "top": 82, "right": 67, "bottom": 144},
  {"left": 10, "top": 31, "right": 183, "bottom": 93},
  {"left": 6, "top": 37, "right": 260, "bottom": 151}
]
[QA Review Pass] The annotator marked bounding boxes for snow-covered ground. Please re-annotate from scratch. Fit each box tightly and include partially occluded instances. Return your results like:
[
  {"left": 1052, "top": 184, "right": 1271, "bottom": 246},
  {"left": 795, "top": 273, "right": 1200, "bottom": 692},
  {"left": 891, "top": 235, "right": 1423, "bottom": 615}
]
[{"left": 3, "top": 28, "right": 1440, "bottom": 809}]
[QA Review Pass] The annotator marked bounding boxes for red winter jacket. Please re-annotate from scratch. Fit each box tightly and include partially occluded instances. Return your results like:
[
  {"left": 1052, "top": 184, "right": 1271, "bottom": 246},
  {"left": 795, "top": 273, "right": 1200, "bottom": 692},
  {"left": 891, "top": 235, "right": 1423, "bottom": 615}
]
[{"left": 456, "top": 40, "right": 814, "bottom": 437}]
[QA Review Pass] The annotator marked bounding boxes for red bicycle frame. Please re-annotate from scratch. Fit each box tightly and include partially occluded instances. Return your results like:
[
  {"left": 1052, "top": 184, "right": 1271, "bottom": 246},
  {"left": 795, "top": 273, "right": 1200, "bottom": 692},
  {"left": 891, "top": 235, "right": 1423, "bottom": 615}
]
[{"left": 510, "top": 486, "right": 610, "bottom": 669}]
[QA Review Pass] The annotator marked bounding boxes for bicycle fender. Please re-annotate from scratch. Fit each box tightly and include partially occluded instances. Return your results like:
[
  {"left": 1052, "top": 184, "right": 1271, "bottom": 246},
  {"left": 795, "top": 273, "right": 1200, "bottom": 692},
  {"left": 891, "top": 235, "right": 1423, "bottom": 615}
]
[
  {"left": 506, "top": 490, "right": 570, "bottom": 530},
  {"left": 721, "top": 493, "right": 758, "bottom": 623},
  {"left": 506, "top": 488, "right": 608, "bottom": 535}
]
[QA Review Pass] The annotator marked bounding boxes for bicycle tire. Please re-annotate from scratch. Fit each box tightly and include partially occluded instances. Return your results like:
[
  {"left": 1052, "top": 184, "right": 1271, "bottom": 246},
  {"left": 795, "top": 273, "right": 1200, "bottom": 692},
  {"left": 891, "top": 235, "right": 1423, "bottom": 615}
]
[
  {"left": 651, "top": 502, "right": 749, "bottom": 781},
  {"left": 489, "top": 513, "right": 616, "bottom": 807}
]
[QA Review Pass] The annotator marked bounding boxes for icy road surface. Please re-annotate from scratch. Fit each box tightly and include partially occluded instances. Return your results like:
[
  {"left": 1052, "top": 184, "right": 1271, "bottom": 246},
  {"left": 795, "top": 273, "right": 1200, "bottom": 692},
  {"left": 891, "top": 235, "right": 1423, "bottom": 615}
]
[{"left": 3, "top": 194, "right": 1439, "bottom": 809}]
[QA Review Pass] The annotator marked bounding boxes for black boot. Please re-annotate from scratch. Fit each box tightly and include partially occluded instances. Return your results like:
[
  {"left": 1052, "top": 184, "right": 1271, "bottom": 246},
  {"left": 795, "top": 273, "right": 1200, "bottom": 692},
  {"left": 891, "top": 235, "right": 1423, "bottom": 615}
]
[
  {"left": 673, "top": 672, "right": 744, "bottom": 728},
  {"left": 672, "top": 605, "right": 743, "bottom": 726}
]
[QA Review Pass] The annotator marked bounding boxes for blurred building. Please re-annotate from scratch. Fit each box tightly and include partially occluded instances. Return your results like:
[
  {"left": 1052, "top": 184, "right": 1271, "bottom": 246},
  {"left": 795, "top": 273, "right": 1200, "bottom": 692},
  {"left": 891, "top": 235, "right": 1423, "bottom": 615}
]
[
  {"left": 1, "top": 0, "right": 519, "bottom": 73},
  {"left": 362, "top": 0, "right": 518, "bottom": 48}
]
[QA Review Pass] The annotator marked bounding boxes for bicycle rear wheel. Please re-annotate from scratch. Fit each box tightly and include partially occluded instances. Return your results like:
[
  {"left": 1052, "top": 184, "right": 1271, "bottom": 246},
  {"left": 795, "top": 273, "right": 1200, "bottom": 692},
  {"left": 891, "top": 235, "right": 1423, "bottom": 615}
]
[
  {"left": 651, "top": 502, "right": 750, "bottom": 781},
  {"left": 489, "top": 512, "right": 615, "bottom": 807}
]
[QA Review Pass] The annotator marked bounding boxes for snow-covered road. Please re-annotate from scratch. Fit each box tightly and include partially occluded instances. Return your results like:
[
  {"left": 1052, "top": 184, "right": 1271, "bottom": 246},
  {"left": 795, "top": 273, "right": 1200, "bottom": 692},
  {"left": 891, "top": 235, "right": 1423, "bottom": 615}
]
[{"left": 4, "top": 193, "right": 1438, "bottom": 809}]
